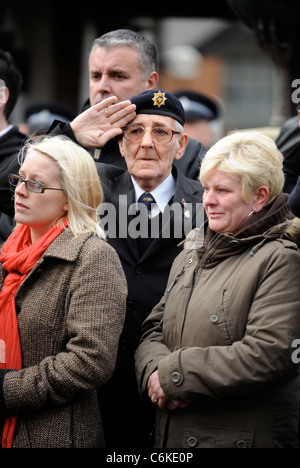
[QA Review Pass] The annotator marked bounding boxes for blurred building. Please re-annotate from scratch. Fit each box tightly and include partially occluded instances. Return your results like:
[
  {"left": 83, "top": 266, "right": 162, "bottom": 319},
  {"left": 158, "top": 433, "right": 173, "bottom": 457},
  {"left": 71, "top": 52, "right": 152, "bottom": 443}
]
[
  {"left": 159, "top": 19, "right": 285, "bottom": 136},
  {"left": 0, "top": 2, "right": 292, "bottom": 137}
]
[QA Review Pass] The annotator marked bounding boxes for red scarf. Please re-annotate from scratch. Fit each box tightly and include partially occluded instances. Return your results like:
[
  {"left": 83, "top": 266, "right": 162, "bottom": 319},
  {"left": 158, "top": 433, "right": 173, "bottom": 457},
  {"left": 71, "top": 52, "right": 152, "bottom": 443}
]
[{"left": 0, "top": 221, "right": 66, "bottom": 448}]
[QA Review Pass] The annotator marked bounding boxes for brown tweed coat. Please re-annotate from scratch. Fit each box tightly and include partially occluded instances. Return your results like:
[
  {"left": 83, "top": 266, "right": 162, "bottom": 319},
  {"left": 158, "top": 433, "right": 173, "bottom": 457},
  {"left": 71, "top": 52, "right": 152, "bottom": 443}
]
[{"left": 0, "top": 228, "right": 127, "bottom": 448}]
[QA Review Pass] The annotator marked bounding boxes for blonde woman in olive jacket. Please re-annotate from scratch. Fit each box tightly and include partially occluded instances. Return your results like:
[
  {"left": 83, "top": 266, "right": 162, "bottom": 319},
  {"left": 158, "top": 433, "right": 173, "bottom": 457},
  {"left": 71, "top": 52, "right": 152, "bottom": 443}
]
[
  {"left": 0, "top": 136, "right": 127, "bottom": 448},
  {"left": 135, "top": 132, "right": 300, "bottom": 448}
]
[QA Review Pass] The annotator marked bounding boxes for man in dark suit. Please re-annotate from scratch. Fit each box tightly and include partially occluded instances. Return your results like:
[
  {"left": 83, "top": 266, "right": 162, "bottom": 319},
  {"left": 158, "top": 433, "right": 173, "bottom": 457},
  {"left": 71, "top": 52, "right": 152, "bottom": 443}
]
[
  {"left": 276, "top": 92, "right": 300, "bottom": 194},
  {"left": 97, "top": 90, "right": 204, "bottom": 448},
  {"left": 276, "top": 115, "right": 300, "bottom": 193}
]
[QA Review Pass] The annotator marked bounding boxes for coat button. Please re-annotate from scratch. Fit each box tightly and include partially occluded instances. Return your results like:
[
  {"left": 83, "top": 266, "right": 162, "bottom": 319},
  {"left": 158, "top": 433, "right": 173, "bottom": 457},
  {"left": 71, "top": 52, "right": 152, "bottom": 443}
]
[
  {"left": 187, "top": 436, "right": 198, "bottom": 448},
  {"left": 187, "top": 258, "right": 193, "bottom": 265},
  {"left": 236, "top": 439, "right": 247, "bottom": 448},
  {"left": 210, "top": 314, "right": 219, "bottom": 323},
  {"left": 134, "top": 265, "right": 142, "bottom": 275},
  {"left": 172, "top": 371, "right": 181, "bottom": 384},
  {"left": 127, "top": 301, "right": 134, "bottom": 311},
  {"left": 230, "top": 240, "right": 240, "bottom": 246}
]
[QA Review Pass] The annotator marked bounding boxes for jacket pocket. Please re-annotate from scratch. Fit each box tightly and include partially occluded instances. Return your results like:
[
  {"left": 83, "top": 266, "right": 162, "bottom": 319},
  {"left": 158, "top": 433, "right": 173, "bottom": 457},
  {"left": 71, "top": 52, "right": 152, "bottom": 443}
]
[
  {"left": 209, "top": 288, "right": 235, "bottom": 345},
  {"left": 183, "top": 425, "right": 255, "bottom": 448},
  {"left": 166, "top": 267, "right": 185, "bottom": 293}
]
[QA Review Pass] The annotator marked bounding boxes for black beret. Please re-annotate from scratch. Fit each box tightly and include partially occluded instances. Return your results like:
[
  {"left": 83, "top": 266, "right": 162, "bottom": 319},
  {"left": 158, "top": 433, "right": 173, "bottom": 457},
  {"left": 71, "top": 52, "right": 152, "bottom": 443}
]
[
  {"left": 130, "top": 90, "right": 185, "bottom": 126},
  {"left": 175, "top": 90, "right": 219, "bottom": 121}
]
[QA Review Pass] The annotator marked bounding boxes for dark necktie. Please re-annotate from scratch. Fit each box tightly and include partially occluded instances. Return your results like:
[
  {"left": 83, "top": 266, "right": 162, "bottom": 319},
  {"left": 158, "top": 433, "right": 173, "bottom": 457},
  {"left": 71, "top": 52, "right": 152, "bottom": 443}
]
[
  {"left": 136, "top": 192, "right": 156, "bottom": 256},
  {"left": 138, "top": 192, "right": 156, "bottom": 219}
]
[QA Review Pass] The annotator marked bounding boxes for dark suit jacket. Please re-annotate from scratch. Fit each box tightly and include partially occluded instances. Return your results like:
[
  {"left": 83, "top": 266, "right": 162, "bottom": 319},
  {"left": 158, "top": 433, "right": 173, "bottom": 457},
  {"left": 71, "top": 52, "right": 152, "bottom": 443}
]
[
  {"left": 288, "top": 176, "right": 300, "bottom": 217},
  {"left": 276, "top": 116, "right": 300, "bottom": 193},
  {"left": 0, "top": 125, "right": 25, "bottom": 217},
  {"left": 96, "top": 163, "right": 204, "bottom": 447},
  {"left": 0, "top": 126, "right": 26, "bottom": 242}
]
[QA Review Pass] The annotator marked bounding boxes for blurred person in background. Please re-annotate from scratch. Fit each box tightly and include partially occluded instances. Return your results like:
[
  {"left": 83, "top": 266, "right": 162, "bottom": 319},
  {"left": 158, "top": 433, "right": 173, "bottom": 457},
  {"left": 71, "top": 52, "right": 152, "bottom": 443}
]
[
  {"left": 276, "top": 113, "right": 300, "bottom": 194},
  {"left": 175, "top": 90, "right": 223, "bottom": 148},
  {"left": 19, "top": 102, "right": 76, "bottom": 137},
  {"left": 0, "top": 50, "right": 26, "bottom": 242},
  {"left": 276, "top": 94, "right": 300, "bottom": 194},
  {"left": 276, "top": 93, "right": 300, "bottom": 215}
]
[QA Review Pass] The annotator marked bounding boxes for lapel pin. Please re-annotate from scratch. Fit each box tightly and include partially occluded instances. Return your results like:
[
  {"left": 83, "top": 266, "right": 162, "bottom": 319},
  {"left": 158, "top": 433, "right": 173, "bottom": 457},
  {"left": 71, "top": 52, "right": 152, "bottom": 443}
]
[{"left": 181, "top": 198, "right": 191, "bottom": 219}]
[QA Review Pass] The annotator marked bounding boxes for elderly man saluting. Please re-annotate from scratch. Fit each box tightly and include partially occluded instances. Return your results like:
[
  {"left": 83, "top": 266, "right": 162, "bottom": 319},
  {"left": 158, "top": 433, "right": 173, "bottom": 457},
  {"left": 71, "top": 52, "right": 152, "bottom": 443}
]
[
  {"left": 97, "top": 90, "right": 204, "bottom": 448},
  {"left": 49, "top": 29, "right": 206, "bottom": 179}
]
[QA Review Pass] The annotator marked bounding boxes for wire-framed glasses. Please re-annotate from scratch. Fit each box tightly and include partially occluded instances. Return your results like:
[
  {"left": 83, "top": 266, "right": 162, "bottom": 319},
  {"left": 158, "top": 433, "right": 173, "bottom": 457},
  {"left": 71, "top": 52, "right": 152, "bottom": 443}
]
[
  {"left": 8, "top": 174, "right": 64, "bottom": 194},
  {"left": 123, "top": 125, "right": 181, "bottom": 144}
]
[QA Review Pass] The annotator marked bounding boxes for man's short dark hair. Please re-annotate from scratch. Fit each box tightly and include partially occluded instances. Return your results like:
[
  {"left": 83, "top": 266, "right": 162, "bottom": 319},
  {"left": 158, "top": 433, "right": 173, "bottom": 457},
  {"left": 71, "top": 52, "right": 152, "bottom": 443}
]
[
  {"left": 91, "top": 29, "right": 158, "bottom": 79},
  {"left": 0, "top": 50, "right": 23, "bottom": 119}
]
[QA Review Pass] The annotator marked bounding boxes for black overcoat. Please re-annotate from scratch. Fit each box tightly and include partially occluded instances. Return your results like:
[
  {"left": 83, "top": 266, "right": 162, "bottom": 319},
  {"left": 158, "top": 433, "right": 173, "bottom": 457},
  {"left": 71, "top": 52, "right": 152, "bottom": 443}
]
[{"left": 276, "top": 115, "right": 300, "bottom": 193}]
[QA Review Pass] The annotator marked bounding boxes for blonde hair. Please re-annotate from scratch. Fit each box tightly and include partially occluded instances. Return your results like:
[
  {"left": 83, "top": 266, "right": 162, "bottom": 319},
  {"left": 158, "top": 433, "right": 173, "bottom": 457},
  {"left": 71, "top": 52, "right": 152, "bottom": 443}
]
[
  {"left": 200, "top": 131, "right": 285, "bottom": 205},
  {"left": 20, "top": 135, "right": 106, "bottom": 239}
]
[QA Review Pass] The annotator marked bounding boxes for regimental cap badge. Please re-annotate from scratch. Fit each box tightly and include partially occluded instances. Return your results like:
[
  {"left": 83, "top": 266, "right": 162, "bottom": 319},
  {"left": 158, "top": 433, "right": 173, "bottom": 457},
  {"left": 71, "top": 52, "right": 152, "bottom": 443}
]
[{"left": 152, "top": 91, "right": 167, "bottom": 108}]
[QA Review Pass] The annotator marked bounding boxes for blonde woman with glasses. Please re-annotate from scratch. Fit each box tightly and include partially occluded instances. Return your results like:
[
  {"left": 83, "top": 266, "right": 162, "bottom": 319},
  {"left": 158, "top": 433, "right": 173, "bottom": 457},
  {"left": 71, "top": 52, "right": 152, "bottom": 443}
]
[{"left": 0, "top": 135, "right": 127, "bottom": 448}]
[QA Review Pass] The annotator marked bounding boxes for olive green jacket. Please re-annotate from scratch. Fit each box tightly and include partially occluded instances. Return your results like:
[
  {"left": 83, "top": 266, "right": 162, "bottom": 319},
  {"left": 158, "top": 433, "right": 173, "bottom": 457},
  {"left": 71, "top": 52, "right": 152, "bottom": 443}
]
[{"left": 135, "top": 197, "right": 300, "bottom": 448}]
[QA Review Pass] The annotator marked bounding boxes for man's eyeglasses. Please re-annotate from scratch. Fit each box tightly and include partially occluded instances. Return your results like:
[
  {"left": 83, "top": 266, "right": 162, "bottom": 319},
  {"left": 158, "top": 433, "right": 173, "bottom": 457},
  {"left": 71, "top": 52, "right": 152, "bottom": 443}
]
[
  {"left": 123, "top": 125, "right": 181, "bottom": 144},
  {"left": 8, "top": 174, "right": 64, "bottom": 194}
]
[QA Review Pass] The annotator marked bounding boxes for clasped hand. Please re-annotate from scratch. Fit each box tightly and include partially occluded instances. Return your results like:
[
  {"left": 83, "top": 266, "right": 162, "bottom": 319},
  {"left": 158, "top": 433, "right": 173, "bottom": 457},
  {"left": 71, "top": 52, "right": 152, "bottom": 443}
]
[
  {"left": 147, "top": 370, "right": 192, "bottom": 411},
  {"left": 70, "top": 96, "right": 136, "bottom": 148}
]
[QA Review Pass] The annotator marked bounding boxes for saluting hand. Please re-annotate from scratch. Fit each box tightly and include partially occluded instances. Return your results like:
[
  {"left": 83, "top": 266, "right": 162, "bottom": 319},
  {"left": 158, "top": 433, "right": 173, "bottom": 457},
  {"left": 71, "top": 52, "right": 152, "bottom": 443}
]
[{"left": 70, "top": 96, "right": 136, "bottom": 148}]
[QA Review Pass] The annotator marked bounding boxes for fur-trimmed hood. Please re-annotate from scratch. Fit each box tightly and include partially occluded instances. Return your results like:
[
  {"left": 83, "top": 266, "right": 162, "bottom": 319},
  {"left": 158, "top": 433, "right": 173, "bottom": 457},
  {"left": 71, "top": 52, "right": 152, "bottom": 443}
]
[{"left": 285, "top": 218, "right": 300, "bottom": 248}]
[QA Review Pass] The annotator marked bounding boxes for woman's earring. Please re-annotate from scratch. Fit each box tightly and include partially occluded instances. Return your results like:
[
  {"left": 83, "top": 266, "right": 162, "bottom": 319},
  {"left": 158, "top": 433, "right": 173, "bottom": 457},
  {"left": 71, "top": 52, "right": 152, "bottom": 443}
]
[{"left": 248, "top": 210, "right": 256, "bottom": 219}]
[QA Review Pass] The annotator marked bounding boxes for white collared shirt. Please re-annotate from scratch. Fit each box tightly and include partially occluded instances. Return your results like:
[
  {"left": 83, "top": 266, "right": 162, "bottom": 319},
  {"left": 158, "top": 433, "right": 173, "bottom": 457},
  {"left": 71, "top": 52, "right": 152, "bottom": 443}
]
[
  {"left": 131, "top": 172, "right": 176, "bottom": 218},
  {"left": 0, "top": 125, "right": 13, "bottom": 138}
]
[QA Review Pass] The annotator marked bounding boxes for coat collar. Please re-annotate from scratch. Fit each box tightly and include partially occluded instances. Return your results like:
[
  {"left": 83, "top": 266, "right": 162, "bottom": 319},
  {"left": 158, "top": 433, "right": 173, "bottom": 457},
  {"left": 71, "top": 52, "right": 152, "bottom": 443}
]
[
  {"left": 108, "top": 165, "right": 203, "bottom": 205},
  {"left": 42, "top": 228, "right": 95, "bottom": 262}
]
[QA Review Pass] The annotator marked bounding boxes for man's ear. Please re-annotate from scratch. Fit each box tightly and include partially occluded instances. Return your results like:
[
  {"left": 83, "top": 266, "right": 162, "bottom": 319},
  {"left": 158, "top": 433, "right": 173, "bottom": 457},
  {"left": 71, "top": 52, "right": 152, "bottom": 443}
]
[
  {"left": 118, "top": 136, "right": 126, "bottom": 159},
  {"left": 145, "top": 71, "right": 159, "bottom": 91},
  {"left": 174, "top": 133, "right": 189, "bottom": 161},
  {"left": 0, "top": 86, "right": 9, "bottom": 108}
]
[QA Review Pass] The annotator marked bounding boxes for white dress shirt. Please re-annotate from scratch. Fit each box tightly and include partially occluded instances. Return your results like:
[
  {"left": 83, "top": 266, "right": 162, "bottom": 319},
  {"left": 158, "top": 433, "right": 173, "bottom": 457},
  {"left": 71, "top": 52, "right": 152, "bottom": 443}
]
[
  {"left": 131, "top": 172, "right": 176, "bottom": 218},
  {"left": 0, "top": 124, "right": 13, "bottom": 138}
]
